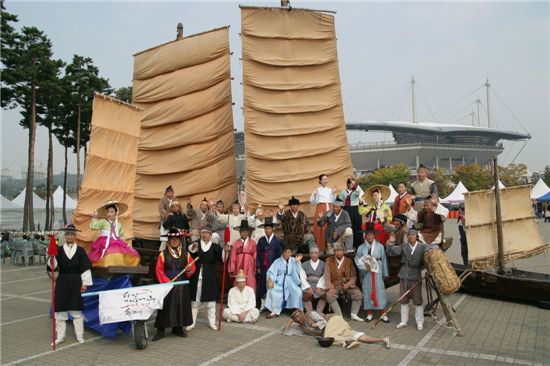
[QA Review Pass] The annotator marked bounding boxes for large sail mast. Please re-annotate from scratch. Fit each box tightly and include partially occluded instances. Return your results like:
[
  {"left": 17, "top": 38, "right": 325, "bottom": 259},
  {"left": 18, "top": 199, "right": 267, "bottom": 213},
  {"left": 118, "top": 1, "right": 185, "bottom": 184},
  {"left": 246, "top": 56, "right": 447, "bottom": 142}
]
[
  {"left": 240, "top": 5, "right": 354, "bottom": 209},
  {"left": 132, "top": 25, "right": 236, "bottom": 240}
]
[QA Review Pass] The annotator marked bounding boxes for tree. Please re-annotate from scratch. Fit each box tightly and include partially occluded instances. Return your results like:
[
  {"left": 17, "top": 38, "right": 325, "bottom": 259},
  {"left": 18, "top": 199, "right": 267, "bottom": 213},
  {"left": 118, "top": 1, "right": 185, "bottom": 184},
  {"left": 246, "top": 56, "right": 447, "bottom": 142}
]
[
  {"left": 543, "top": 166, "right": 550, "bottom": 187},
  {"left": 498, "top": 163, "right": 528, "bottom": 187},
  {"left": 6, "top": 26, "right": 61, "bottom": 231},
  {"left": 64, "top": 55, "right": 110, "bottom": 197},
  {"left": 0, "top": 1, "right": 19, "bottom": 108},
  {"left": 114, "top": 86, "right": 132, "bottom": 103},
  {"left": 40, "top": 71, "right": 66, "bottom": 229},
  {"left": 451, "top": 164, "right": 492, "bottom": 191},
  {"left": 358, "top": 164, "right": 410, "bottom": 190},
  {"left": 430, "top": 168, "right": 452, "bottom": 198}
]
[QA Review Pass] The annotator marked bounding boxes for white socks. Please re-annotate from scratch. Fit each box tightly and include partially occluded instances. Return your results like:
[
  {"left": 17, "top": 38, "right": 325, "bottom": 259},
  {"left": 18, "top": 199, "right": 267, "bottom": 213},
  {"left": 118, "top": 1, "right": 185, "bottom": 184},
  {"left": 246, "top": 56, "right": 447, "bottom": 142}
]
[
  {"left": 415, "top": 305, "right": 424, "bottom": 330},
  {"left": 400, "top": 304, "right": 409, "bottom": 325},
  {"left": 207, "top": 302, "right": 217, "bottom": 330},
  {"left": 73, "top": 315, "right": 85, "bottom": 343}
]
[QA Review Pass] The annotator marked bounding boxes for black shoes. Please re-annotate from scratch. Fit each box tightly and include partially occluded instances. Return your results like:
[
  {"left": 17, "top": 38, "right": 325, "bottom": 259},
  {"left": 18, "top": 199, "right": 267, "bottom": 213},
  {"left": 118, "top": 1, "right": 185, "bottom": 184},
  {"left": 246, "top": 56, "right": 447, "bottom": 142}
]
[
  {"left": 152, "top": 331, "right": 165, "bottom": 341},
  {"left": 172, "top": 327, "right": 187, "bottom": 338}
]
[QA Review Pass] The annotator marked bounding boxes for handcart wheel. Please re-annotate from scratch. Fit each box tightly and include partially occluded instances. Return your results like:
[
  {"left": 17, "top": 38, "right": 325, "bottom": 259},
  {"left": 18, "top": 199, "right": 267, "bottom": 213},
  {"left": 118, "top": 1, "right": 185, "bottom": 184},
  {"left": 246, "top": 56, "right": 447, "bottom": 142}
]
[{"left": 132, "top": 320, "right": 148, "bottom": 349}]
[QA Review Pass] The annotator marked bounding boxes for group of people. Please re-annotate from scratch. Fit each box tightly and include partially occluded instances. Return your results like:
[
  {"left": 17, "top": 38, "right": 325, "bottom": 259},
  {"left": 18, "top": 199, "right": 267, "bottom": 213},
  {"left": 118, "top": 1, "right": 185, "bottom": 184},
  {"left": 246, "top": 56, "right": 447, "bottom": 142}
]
[
  {"left": 49, "top": 164, "right": 449, "bottom": 348},
  {"left": 148, "top": 165, "right": 448, "bottom": 346}
]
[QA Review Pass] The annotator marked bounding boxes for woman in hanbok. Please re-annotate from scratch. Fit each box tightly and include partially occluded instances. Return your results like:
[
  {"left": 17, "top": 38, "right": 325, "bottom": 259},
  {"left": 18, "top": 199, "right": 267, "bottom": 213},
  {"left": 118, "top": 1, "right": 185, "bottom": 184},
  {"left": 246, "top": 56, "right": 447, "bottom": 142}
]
[
  {"left": 359, "top": 185, "right": 393, "bottom": 244},
  {"left": 310, "top": 174, "right": 337, "bottom": 253},
  {"left": 88, "top": 201, "right": 140, "bottom": 267}
]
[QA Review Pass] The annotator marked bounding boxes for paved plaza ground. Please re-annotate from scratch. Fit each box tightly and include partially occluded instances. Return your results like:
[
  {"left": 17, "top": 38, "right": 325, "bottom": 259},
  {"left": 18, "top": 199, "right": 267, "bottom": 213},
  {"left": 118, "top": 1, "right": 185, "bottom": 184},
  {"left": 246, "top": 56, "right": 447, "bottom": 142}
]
[{"left": 1, "top": 222, "right": 549, "bottom": 365}]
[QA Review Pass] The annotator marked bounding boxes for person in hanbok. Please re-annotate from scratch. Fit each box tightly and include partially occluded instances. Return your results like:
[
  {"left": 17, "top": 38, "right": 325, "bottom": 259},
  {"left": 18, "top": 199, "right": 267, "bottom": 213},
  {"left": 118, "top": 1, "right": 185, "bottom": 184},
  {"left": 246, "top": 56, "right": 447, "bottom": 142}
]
[
  {"left": 317, "top": 197, "right": 353, "bottom": 253},
  {"left": 387, "top": 228, "right": 439, "bottom": 330},
  {"left": 159, "top": 185, "right": 176, "bottom": 243},
  {"left": 310, "top": 174, "right": 337, "bottom": 253},
  {"left": 186, "top": 197, "right": 215, "bottom": 232},
  {"left": 355, "top": 223, "right": 389, "bottom": 322},
  {"left": 228, "top": 219, "right": 257, "bottom": 292},
  {"left": 339, "top": 177, "right": 364, "bottom": 249},
  {"left": 188, "top": 227, "right": 229, "bottom": 330},
  {"left": 265, "top": 244, "right": 303, "bottom": 318},
  {"left": 89, "top": 201, "right": 140, "bottom": 267},
  {"left": 222, "top": 269, "right": 260, "bottom": 323},
  {"left": 301, "top": 246, "right": 326, "bottom": 314},
  {"left": 48, "top": 224, "right": 92, "bottom": 345},
  {"left": 210, "top": 200, "right": 227, "bottom": 244},
  {"left": 417, "top": 199, "right": 447, "bottom": 245},
  {"left": 277, "top": 196, "right": 316, "bottom": 253},
  {"left": 392, "top": 182, "right": 412, "bottom": 217},
  {"left": 255, "top": 217, "right": 282, "bottom": 310},
  {"left": 248, "top": 206, "right": 276, "bottom": 242},
  {"left": 152, "top": 228, "right": 196, "bottom": 341},
  {"left": 324, "top": 243, "right": 363, "bottom": 322},
  {"left": 409, "top": 164, "right": 438, "bottom": 211},
  {"left": 283, "top": 309, "right": 390, "bottom": 350},
  {"left": 359, "top": 185, "right": 393, "bottom": 244},
  {"left": 213, "top": 201, "right": 247, "bottom": 245}
]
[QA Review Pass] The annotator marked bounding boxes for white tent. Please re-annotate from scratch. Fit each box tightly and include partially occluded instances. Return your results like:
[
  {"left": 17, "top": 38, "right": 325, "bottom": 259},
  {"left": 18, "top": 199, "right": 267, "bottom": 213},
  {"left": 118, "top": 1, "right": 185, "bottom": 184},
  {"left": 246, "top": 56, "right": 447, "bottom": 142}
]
[
  {"left": 492, "top": 180, "right": 506, "bottom": 190},
  {"left": 11, "top": 188, "right": 46, "bottom": 209},
  {"left": 531, "top": 178, "right": 550, "bottom": 199},
  {"left": 53, "top": 186, "right": 77, "bottom": 210},
  {"left": 385, "top": 184, "right": 398, "bottom": 203},
  {"left": 441, "top": 181, "right": 469, "bottom": 204},
  {"left": 1, "top": 195, "right": 19, "bottom": 209}
]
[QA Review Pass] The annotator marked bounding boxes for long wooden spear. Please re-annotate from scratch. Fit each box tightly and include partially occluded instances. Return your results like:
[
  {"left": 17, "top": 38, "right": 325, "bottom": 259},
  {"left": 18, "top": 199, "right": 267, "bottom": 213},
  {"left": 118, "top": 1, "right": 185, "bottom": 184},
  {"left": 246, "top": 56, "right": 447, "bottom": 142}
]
[{"left": 218, "top": 226, "right": 231, "bottom": 332}]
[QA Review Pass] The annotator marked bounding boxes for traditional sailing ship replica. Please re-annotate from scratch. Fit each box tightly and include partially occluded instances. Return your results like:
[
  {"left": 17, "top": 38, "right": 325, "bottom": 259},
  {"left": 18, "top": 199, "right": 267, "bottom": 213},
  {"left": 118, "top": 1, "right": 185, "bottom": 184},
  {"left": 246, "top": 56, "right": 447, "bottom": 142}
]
[
  {"left": 453, "top": 158, "right": 550, "bottom": 308},
  {"left": 72, "top": 4, "right": 452, "bottom": 287}
]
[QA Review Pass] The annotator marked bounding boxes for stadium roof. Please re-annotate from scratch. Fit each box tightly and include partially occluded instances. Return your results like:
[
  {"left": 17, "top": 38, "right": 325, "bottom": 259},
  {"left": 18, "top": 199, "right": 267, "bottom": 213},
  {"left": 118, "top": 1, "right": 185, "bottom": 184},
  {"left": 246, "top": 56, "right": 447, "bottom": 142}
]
[{"left": 346, "top": 121, "right": 531, "bottom": 141}]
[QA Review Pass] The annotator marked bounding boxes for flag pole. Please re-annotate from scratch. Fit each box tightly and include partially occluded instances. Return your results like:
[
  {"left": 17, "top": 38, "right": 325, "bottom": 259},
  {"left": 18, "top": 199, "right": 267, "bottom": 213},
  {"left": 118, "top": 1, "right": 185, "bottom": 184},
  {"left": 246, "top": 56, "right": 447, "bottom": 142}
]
[{"left": 47, "top": 234, "right": 58, "bottom": 351}]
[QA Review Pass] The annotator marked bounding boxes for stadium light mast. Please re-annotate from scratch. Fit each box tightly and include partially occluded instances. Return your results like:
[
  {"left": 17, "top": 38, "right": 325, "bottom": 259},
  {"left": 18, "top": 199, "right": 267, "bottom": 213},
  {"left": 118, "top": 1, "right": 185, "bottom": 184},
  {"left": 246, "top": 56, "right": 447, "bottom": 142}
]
[
  {"left": 411, "top": 77, "right": 417, "bottom": 123},
  {"left": 475, "top": 98, "right": 482, "bottom": 127},
  {"left": 485, "top": 79, "right": 492, "bottom": 128}
]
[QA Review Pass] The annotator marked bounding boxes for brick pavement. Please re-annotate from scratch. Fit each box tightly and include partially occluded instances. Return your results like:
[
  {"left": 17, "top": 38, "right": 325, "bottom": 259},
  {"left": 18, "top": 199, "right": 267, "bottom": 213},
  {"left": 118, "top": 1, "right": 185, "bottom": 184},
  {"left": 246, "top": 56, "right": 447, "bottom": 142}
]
[{"left": 1, "top": 221, "right": 549, "bottom": 365}]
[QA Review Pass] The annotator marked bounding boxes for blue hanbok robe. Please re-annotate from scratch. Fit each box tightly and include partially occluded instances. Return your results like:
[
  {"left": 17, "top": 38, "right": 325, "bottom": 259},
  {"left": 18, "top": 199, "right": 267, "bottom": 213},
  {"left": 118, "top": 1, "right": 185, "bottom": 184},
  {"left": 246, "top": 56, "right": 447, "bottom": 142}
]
[
  {"left": 355, "top": 241, "right": 389, "bottom": 310},
  {"left": 265, "top": 256, "right": 303, "bottom": 315}
]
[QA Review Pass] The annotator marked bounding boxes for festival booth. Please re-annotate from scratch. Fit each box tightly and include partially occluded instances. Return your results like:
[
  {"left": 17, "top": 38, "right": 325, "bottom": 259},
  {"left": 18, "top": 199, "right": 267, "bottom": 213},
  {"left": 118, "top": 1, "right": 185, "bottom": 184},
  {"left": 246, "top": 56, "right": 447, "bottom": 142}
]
[
  {"left": 440, "top": 182, "right": 468, "bottom": 218},
  {"left": 537, "top": 191, "right": 550, "bottom": 202},
  {"left": 531, "top": 179, "right": 550, "bottom": 200}
]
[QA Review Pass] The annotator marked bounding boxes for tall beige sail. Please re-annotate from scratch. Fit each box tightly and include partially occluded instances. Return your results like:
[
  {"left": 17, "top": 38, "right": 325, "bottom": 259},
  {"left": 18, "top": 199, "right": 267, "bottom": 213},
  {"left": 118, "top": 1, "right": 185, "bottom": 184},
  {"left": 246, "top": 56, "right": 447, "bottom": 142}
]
[
  {"left": 73, "top": 94, "right": 142, "bottom": 251},
  {"left": 132, "top": 27, "right": 237, "bottom": 240},
  {"left": 240, "top": 7, "right": 354, "bottom": 208},
  {"left": 464, "top": 186, "right": 550, "bottom": 270}
]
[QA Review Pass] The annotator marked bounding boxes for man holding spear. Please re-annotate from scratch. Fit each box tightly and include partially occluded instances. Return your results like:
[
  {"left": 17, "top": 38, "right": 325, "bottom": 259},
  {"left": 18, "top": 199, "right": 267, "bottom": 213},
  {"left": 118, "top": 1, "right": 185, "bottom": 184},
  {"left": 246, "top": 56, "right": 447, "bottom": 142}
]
[
  {"left": 152, "top": 228, "right": 197, "bottom": 341},
  {"left": 47, "top": 224, "right": 92, "bottom": 347}
]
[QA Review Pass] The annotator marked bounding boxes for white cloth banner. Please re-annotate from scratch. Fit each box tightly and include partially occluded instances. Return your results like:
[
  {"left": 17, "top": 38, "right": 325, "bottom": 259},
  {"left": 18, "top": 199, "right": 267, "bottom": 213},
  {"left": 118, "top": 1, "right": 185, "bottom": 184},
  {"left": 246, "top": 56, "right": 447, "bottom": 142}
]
[{"left": 98, "top": 284, "right": 174, "bottom": 324}]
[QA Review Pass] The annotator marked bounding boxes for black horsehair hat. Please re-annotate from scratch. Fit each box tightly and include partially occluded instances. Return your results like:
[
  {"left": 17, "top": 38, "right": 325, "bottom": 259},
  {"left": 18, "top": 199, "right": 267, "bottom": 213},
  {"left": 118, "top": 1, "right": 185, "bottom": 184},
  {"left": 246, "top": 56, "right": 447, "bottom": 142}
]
[{"left": 288, "top": 196, "right": 300, "bottom": 205}]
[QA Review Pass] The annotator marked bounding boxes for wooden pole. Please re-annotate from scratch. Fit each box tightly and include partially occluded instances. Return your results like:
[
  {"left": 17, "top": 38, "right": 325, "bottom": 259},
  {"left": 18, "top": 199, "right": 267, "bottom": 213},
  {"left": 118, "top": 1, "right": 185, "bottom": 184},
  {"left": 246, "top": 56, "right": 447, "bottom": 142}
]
[
  {"left": 493, "top": 157, "right": 505, "bottom": 274},
  {"left": 218, "top": 249, "right": 228, "bottom": 332}
]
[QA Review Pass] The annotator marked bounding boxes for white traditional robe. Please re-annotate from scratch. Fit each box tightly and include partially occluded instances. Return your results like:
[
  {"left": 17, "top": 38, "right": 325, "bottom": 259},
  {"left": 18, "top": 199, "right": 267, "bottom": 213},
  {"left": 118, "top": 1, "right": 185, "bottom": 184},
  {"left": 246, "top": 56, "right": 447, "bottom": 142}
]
[{"left": 222, "top": 285, "right": 260, "bottom": 323}]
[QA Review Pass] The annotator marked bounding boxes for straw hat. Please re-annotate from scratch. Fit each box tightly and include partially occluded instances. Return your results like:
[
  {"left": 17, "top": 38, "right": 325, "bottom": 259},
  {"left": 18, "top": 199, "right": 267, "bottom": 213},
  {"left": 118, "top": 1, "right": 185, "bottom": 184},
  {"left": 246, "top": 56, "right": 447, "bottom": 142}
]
[
  {"left": 362, "top": 185, "right": 391, "bottom": 206},
  {"left": 233, "top": 269, "right": 247, "bottom": 283},
  {"left": 96, "top": 200, "right": 128, "bottom": 218}
]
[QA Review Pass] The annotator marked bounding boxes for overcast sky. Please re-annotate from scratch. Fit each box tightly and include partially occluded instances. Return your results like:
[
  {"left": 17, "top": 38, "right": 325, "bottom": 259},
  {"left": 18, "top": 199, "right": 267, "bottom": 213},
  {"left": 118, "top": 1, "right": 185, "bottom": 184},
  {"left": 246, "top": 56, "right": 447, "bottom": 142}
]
[{"left": 1, "top": 0, "right": 548, "bottom": 177}]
